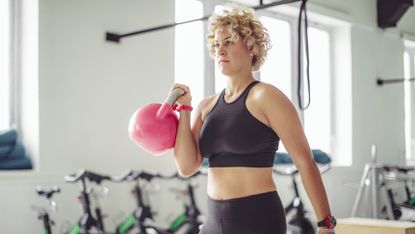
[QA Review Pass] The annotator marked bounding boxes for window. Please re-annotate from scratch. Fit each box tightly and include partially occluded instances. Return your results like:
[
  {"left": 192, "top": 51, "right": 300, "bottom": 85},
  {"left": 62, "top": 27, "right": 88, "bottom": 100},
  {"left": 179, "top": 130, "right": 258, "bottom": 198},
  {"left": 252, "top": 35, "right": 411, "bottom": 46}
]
[
  {"left": 210, "top": 5, "right": 351, "bottom": 166},
  {"left": 260, "top": 17, "right": 291, "bottom": 98},
  {"left": 0, "top": 0, "right": 34, "bottom": 170},
  {"left": 0, "top": 0, "right": 11, "bottom": 131},
  {"left": 302, "top": 27, "right": 332, "bottom": 155},
  {"left": 259, "top": 16, "right": 291, "bottom": 153},
  {"left": 178, "top": 2, "right": 352, "bottom": 166},
  {"left": 259, "top": 17, "right": 333, "bottom": 157},
  {"left": 175, "top": 0, "right": 204, "bottom": 124},
  {"left": 404, "top": 41, "right": 415, "bottom": 164}
]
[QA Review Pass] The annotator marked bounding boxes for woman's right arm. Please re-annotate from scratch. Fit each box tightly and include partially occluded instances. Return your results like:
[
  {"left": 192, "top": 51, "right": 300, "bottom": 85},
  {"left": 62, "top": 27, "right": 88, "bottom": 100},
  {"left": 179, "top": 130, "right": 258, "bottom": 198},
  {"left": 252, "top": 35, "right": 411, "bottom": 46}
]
[{"left": 172, "top": 84, "right": 205, "bottom": 177}]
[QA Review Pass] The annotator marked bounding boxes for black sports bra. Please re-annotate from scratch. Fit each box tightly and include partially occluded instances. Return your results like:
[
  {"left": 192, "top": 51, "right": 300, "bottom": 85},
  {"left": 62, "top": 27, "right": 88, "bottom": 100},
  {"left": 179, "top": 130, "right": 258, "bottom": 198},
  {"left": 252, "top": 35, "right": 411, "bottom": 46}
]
[{"left": 199, "top": 80, "right": 280, "bottom": 167}]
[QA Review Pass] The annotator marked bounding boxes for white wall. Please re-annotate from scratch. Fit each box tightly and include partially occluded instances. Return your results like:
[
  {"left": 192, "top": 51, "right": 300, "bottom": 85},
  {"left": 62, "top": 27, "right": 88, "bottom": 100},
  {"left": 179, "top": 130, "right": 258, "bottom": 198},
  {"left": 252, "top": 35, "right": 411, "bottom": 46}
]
[
  {"left": 0, "top": 0, "right": 187, "bottom": 233},
  {"left": 1, "top": 0, "right": 415, "bottom": 233}
]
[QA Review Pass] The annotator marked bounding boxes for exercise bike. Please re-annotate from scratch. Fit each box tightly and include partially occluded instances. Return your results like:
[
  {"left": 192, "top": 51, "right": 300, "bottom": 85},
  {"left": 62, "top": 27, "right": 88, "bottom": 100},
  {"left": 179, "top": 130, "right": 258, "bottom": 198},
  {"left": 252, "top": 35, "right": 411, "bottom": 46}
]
[
  {"left": 111, "top": 169, "right": 174, "bottom": 234},
  {"left": 380, "top": 165, "right": 415, "bottom": 221},
  {"left": 167, "top": 170, "right": 206, "bottom": 234},
  {"left": 273, "top": 149, "right": 332, "bottom": 234},
  {"left": 31, "top": 185, "right": 61, "bottom": 234},
  {"left": 64, "top": 169, "right": 112, "bottom": 234},
  {"left": 111, "top": 169, "right": 206, "bottom": 234}
]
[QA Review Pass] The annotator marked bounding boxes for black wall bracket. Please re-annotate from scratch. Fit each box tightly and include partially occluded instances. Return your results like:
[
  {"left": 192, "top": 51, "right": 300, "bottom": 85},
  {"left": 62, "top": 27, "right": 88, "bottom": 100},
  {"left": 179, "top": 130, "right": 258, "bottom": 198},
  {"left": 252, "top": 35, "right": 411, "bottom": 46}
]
[
  {"left": 377, "top": 77, "right": 415, "bottom": 86},
  {"left": 105, "top": 0, "right": 301, "bottom": 43}
]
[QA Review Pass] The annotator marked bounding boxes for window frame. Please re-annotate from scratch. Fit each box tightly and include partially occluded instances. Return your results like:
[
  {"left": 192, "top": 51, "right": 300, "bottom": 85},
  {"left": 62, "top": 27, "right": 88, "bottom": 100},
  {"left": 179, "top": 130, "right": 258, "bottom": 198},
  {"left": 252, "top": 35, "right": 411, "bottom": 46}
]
[
  {"left": 1, "top": 0, "right": 11, "bottom": 130},
  {"left": 404, "top": 41, "right": 415, "bottom": 165},
  {"left": 2, "top": 0, "right": 20, "bottom": 131}
]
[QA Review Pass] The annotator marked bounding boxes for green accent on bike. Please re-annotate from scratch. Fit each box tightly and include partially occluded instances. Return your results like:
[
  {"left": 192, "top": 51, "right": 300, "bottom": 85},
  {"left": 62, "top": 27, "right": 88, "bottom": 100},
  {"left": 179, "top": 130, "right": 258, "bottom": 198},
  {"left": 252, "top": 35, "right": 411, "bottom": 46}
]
[
  {"left": 410, "top": 196, "right": 415, "bottom": 205},
  {"left": 68, "top": 224, "right": 81, "bottom": 234},
  {"left": 118, "top": 215, "right": 136, "bottom": 234},
  {"left": 44, "top": 230, "right": 49, "bottom": 234},
  {"left": 169, "top": 214, "right": 187, "bottom": 231}
]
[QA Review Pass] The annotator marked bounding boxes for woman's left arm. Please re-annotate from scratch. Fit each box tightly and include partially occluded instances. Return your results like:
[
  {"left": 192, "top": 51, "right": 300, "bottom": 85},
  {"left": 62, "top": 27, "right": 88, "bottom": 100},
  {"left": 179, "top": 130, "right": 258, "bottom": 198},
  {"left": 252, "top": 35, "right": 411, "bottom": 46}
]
[{"left": 256, "top": 84, "right": 332, "bottom": 223}]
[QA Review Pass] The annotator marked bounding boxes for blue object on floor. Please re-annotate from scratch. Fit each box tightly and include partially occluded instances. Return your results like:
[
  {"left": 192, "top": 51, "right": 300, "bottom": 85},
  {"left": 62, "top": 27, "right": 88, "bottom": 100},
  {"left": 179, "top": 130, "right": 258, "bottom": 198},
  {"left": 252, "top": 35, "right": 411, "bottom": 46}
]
[
  {"left": 0, "top": 143, "right": 14, "bottom": 158},
  {"left": 274, "top": 149, "right": 331, "bottom": 165},
  {"left": 275, "top": 152, "right": 292, "bottom": 164},
  {"left": 0, "top": 128, "right": 17, "bottom": 144},
  {"left": 7, "top": 143, "right": 25, "bottom": 159},
  {"left": 312, "top": 149, "right": 331, "bottom": 164},
  {"left": 0, "top": 157, "right": 32, "bottom": 170},
  {"left": 0, "top": 128, "right": 32, "bottom": 170}
]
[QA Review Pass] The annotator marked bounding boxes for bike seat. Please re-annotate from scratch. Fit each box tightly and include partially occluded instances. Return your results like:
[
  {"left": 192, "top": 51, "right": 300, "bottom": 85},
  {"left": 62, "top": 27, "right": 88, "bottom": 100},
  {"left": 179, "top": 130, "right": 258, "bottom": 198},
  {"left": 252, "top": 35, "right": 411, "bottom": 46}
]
[
  {"left": 64, "top": 169, "right": 111, "bottom": 184},
  {"left": 111, "top": 169, "right": 142, "bottom": 182},
  {"left": 36, "top": 185, "right": 60, "bottom": 199}
]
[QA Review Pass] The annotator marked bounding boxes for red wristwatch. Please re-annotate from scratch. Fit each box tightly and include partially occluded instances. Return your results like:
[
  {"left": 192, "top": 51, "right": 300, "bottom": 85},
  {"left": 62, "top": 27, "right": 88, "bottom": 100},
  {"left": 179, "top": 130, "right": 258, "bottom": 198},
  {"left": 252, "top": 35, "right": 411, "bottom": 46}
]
[
  {"left": 172, "top": 104, "right": 193, "bottom": 112},
  {"left": 317, "top": 215, "right": 336, "bottom": 229}
]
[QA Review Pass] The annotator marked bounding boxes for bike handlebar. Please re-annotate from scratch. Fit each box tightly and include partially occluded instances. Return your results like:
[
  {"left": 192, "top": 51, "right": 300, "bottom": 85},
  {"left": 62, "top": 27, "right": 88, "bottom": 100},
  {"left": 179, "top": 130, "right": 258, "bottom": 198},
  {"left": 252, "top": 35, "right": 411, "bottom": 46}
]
[
  {"left": 64, "top": 169, "right": 111, "bottom": 184},
  {"left": 111, "top": 169, "right": 207, "bottom": 183},
  {"left": 111, "top": 169, "right": 174, "bottom": 182}
]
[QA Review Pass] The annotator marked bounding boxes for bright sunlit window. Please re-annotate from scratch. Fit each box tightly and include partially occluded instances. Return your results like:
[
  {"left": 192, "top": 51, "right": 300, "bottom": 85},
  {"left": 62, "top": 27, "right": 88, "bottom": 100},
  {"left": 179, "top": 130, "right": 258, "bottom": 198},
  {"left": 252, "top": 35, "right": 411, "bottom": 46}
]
[
  {"left": 175, "top": 0, "right": 204, "bottom": 124},
  {"left": 303, "top": 27, "right": 332, "bottom": 155},
  {"left": 0, "top": 0, "right": 11, "bottom": 131},
  {"left": 260, "top": 16, "right": 292, "bottom": 98}
]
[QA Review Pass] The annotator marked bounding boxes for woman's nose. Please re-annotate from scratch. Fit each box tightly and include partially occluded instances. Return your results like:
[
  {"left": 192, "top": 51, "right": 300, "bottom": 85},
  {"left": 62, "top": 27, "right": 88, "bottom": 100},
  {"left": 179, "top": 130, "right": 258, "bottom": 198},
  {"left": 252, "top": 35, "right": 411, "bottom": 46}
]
[{"left": 218, "top": 45, "right": 226, "bottom": 56}]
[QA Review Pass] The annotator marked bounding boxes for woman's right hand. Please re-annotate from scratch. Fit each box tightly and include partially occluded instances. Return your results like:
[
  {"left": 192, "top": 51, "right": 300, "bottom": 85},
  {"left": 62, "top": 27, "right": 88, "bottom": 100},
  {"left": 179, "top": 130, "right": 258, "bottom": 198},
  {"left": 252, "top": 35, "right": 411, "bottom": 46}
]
[{"left": 170, "top": 83, "right": 192, "bottom": 106}]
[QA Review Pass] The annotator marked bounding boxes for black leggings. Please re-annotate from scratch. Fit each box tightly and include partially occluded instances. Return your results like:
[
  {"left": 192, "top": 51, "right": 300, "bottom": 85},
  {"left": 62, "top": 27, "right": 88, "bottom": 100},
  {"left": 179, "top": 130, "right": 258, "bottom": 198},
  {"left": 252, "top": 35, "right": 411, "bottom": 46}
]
[{"left": 199, "top": 191, "right": 287, "bottom": 234}]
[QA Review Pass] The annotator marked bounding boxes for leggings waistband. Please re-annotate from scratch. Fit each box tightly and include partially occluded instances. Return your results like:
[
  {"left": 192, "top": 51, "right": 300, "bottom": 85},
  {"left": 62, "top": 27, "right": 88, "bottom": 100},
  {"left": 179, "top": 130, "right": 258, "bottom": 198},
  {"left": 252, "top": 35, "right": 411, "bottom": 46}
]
[{"left": 207, "top": 191, "right": 282, "bottom": 218}]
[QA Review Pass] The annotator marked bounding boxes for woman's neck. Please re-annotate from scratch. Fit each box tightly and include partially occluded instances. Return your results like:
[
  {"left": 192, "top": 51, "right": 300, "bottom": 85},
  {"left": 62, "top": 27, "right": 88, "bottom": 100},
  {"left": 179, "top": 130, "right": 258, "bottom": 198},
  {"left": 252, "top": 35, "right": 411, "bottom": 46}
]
[{"left": 225, "top": 74, "right": 256, "bottom": 97}]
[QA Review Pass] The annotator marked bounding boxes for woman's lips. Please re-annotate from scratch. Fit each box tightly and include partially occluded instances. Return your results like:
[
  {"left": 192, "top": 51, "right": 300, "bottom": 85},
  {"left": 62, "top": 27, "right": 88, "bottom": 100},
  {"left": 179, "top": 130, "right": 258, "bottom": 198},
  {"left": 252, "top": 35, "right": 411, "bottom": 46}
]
[{"left": 219, "top": 60, "right": 229, "bottom": 65}]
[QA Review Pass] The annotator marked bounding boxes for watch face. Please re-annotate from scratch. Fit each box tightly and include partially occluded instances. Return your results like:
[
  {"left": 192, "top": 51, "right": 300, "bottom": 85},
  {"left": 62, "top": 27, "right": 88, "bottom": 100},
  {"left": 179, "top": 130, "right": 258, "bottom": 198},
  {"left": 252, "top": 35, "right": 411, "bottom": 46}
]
[
  {"left": 318, "top": 215, "right": 336, "bottom": 228},
  {"left": 329, "top": 216, "right": 337, "bottom": 227}
]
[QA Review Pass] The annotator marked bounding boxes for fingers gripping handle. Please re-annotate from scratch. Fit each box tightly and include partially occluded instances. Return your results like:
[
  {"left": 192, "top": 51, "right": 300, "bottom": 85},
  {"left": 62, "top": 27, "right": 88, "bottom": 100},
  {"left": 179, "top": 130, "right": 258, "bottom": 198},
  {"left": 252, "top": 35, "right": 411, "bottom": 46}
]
[
  {"left": 157, "top": 88, "right": 185, "bottom": 119},
  {"left": 166, "top": 88, "right": 185, "bottom": 106}
]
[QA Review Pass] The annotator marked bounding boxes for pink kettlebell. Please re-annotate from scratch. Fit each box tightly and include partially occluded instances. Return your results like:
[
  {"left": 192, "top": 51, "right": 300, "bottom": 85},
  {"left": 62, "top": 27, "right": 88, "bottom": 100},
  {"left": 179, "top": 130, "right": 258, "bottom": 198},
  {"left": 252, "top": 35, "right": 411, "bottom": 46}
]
[{"left": 128, "top": 88, "right": 185, "bottom": 156}]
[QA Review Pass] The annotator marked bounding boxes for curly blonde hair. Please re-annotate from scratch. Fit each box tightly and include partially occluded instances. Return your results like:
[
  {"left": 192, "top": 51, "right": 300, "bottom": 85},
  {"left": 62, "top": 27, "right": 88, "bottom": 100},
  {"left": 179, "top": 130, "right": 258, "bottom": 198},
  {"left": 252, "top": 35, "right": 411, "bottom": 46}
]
[{"left": 207, "top": 5, "right": 271, "bottom": 71}]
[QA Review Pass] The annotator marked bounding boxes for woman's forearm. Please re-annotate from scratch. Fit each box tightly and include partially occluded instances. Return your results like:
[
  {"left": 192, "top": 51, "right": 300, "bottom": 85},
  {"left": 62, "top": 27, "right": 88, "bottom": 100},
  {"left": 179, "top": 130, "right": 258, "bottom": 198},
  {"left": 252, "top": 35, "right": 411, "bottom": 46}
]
[
  {"left": 298, "top": 160, "right": 332, "bottom": 221},
  {"left": 173, "top": 111, "right": 201, "bottom": 176}
]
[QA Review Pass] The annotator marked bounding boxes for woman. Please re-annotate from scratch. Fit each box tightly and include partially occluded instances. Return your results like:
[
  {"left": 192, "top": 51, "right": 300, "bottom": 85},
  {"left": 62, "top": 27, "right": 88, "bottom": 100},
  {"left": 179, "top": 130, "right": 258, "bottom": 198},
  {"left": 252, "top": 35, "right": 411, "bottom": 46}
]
[{"left": 172, "top": 5, "right": 334, "bottom": 234}]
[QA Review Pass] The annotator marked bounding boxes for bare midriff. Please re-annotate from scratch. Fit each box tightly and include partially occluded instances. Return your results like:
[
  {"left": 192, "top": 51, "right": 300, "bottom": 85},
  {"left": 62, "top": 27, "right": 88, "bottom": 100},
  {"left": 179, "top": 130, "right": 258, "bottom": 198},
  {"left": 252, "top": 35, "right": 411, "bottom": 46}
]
[{"left": 207, "top": 167, "right": 276, "bottom": 200}]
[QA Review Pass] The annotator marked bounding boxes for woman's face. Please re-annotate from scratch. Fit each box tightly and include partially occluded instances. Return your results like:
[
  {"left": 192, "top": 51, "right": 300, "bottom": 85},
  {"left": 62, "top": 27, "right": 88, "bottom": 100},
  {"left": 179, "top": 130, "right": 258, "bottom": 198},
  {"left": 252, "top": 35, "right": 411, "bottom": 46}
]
[{"left": 213, "top": 25, "right": 253, "bottom": 76}]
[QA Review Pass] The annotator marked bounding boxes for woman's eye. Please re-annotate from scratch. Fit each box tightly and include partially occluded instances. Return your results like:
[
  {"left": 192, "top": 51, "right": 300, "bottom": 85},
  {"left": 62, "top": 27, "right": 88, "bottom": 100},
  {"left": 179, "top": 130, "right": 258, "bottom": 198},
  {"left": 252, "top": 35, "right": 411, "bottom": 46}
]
[{"left": 225, "top": 40, "right": 233, "bottom": 46}]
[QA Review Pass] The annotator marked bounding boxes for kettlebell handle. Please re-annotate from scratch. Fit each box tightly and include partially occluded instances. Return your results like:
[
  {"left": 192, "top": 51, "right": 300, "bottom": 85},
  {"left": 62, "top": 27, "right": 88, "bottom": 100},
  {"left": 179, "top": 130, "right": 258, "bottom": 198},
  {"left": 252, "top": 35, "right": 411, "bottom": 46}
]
[{"left": 157, "top": 88, "right": 185, "bottom": 119}]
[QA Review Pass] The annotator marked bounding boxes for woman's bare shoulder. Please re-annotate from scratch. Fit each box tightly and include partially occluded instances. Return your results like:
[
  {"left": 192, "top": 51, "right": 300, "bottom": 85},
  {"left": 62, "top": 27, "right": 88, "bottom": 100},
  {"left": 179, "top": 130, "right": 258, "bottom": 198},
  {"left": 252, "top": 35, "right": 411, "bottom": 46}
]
[
  {"left": 198, "top": 92, "right": 222, "bottom": 121},
  {"left": 251, "top": 81, "right": 289, "bottom": 104}
]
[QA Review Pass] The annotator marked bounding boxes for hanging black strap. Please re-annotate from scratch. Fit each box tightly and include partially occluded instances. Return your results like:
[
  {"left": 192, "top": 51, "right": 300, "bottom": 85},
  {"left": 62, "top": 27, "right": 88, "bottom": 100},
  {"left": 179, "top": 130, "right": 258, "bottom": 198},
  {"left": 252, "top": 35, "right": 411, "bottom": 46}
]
[{"left": 297, "top": 0, "right": 311, "bottom": 110}]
